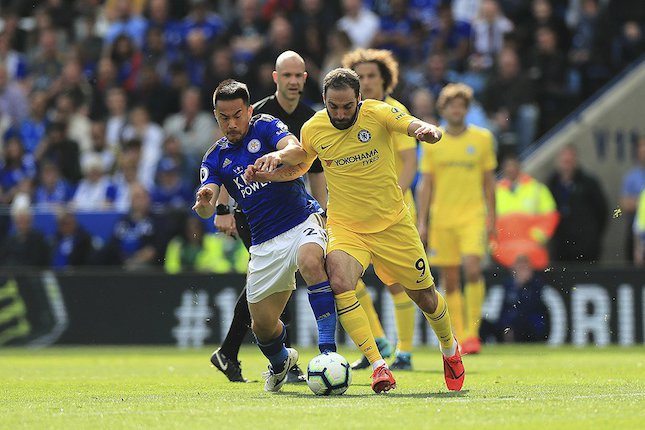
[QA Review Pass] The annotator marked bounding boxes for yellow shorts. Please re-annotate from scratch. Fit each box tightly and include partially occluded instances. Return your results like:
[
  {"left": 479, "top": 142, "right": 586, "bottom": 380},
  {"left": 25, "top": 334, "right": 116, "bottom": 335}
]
[
  {"left": 428, "top": 220, "right": 486, "bottom": 266},
  {"left": 327, "top": 211, "right": 434, "bottom": 290}
]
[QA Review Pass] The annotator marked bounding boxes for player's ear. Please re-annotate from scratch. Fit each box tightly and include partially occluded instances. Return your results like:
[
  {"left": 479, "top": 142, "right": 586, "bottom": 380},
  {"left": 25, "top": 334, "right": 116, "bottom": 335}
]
[
  {"left": 303, "top": 71, "right": 308, "bottom": 82},
  {"left": 248, "top": 105, "right": 253, "bottom": 117},
  {"left": 272, "top": 70, "right": 278, "bottom": 84}
]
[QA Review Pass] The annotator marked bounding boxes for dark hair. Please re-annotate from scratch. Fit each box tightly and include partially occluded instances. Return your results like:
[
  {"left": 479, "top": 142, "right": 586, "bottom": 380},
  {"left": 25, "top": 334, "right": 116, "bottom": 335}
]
[
  {"left": 342, "top": 49, "right": 399, "bottom": 95},
  {"left": 322, "top": 68, "right": 360, "bottom": 98},
  {"left": 212, "top": 79, "right": 250, "bottom": 107}
]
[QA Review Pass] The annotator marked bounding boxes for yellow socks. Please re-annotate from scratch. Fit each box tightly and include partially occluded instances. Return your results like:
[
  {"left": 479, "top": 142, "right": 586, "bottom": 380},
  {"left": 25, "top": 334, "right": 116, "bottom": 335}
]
[
  {"left": 464, "top": 279, "right": 485, "bottom": 339},
  {"left": 422, "top": 290, "right": 455, "bottom": 350},
  {"left": 354, "top": 278, "right": 386, "bottom": 339},
  {"left": 335, "top": 290, "right": 381, "bottom": 364},
  {"left": 391, "top": 291, "right": 415, "bottom": 353},
  {"left": 445, "top": 289, "right": 465, "bottom": 341}
]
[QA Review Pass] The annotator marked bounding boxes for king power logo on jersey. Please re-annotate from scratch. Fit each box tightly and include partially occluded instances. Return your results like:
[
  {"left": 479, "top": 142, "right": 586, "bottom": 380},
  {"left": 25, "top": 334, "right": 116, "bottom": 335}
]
[{"left": 231, "top": 166, "right": 270, "bottom": 198}]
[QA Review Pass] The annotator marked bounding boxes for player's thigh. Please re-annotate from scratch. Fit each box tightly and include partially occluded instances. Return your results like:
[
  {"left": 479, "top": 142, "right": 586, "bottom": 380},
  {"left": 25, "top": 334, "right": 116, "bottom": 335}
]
[
  {"left": 370, "top": 216, "right": 434, "bottom": 291},
  {"left": 246, "top": 238, "right": 298, "bottom": 304},
  {"left": 326, "top": 222, "right": 371, "bottom": 273},
  {"left": 248, "top": 290, "right": 292, "bottom": 328},
  {"left": 295, "top": 214, "right": 328, "bottom": 281},
  {"left": 428, "top": 225, "right": 460, "bottom": 266},
  {"left": 457, "top": 219, "right": 487, "bottom": 259}
]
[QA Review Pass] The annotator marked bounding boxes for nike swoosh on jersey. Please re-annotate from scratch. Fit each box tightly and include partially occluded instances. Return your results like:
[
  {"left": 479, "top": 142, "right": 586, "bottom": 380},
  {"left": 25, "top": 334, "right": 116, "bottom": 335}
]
[{"left": 321, "top": 144, "right": 331, "bottom": 149}]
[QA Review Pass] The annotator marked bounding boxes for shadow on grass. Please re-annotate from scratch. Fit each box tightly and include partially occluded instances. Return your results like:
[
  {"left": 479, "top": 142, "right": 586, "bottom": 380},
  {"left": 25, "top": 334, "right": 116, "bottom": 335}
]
[{"left": 275, "top": 389, "right": 470, "bottom": 399}]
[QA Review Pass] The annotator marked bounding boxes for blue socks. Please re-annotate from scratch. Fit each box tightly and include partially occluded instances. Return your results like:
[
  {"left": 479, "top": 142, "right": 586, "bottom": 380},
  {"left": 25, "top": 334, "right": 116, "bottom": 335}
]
[
  {"left": 256, "top": 323, "right": 289, "bottom": 373},
  {"left": 307, "top": 281, "right": 338, "bottom": 353}
]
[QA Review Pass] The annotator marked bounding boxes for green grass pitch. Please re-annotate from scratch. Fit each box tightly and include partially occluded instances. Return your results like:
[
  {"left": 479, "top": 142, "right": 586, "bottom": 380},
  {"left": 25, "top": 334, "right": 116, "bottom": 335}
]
[{"left": 1, "top": 345, "right": 643, "bottom": 429}]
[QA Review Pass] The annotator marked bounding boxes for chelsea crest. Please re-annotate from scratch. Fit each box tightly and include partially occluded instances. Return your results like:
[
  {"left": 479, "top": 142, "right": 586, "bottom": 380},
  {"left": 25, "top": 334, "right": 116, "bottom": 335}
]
[{"left": 358, "top": 129, "right": 371, "bottom": 143}]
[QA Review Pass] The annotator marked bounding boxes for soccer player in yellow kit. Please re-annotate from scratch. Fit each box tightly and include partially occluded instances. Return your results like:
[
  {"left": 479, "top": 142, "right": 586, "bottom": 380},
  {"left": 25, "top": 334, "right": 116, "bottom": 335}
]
[
  {"left": 342, "top": 48, "right": 418, "bottom": 370},
  {"left": 247, "top": 69, "right": 465, "bottom": 392},
  {"left": 417, "top": 83, "right": 497, "bottom": 355}
]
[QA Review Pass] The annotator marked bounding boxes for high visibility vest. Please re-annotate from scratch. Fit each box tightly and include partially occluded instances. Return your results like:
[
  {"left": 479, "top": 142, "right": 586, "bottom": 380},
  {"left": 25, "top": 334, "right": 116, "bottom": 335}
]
[
  {"left": 635, "top": 190, "right": 645, "bottom": 235},
  {"left": 165, "top": 234, "right": 248, "bottom": 274},
  {"left": 493, "top": 174, "right": 559, "bottom": 269}
]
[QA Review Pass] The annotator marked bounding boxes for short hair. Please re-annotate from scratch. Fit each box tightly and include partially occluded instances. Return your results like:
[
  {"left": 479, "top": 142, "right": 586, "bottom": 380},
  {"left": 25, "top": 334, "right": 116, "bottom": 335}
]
[
  {"left": 436, "top": 83, "right": 474, "bottom": 111},
  {"left": 322, "top": 68, "right": 360, "bottom": 98},
  {"left": 212, "top": 79, "right": 250, "bottom": 107},
  {"left": 341, "top": 48, "right": 399, "bottom": 95}
]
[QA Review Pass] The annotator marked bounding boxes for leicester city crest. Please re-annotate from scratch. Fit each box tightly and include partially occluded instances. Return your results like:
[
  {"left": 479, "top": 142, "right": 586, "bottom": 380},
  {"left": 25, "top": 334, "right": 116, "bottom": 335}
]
[
  {"left": 247, "top": 139, "right": 261, "bottom": 153},
  {"left": 358, "top": 129, "right": 371, "bottom": 143}
]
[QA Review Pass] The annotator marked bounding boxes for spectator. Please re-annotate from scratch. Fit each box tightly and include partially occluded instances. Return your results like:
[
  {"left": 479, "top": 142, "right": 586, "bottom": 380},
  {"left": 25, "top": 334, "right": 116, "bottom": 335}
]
[
  {"left": 0, "top": 66, "right": 28, "bottom": 127},
  {"left": 181, "top": 28, "right": 210, "bottom": 87},
  {"left": 0, "top": 136, "right": 36, "bottom": 204},
  {"left": 426, "top": 3, "right": 472, "bottom": 72},
  {"left": 634, "top": 189, "right": 645, "bottom": 266},
  {"left": 163, "top": 87, "right": 219, "bottom": 163},
  {"left": 164, "top": 215, "right": 248, "bottom": 274},
  {"left": 51, "top": 208, "right": 95, "bottom": 269},
  {"left": 527, "top": 26, "right": 571, "bottom": 135},
  {"left": 371, "top": 0, "right": 423, "bottom": 65},
  {"left": 135, "top": 65, "right": 175, "bottom": 125},
  {"left": 121, "top": 105, "right": 164, "bottom": 189},
  {"left": 291, "top": 0, "right": 338, "bottom": 69},
  {"left": 519, "top": 0, "right": 571, "bottom": 53},
  {"left": 110, "top": 139, "right": 141, "bottom": 212},
  {"left": 1, "top": 8, "right": 28, "bottom": 53},
  {"left": 493, "top": 153, "right": 559, "bottom": 269},
  {"left": 108, "top": 34, "right": 143, "bottom": 93},
  {"left": 481, "top": 47, "right": 538, "bottom": 153},
  {"left": 0, "top": 203, "right": 50, "bottom": 267},
  {"left": 0, "top": 31, "right": 28, "bottom": 82},
  {"left": 422, "top": 51, "right": 451, "bottom": 100},
  {"left": 28, "top": 28, "right": 63, "bottom": 93},
  {"left": 224, "top": 0, "right": 267, "bottom": 68},
  {"left": 14, "top": 90, "right": 49, "bottom": 155},
  {"left": 81, "top": 120, "right": 116, "bottom": 175},
  {"left": 142, "top": 26, "right": 173, "bottom": 83},
  {"left": 201, "top": 46, "right": 241, "bottom": 110},
  {"left": 89, "top": 58, "right": 119, "bottom": 121},
  {"left": 337, "top": 0, "right": 380, "bottom": 48},
  {"left": 611, "top": 20, "right": 645, "bottom": 71},
  {"left": 180, "top": 0, "right": 226, "bottom": 44},
  {"left": 35, "top": 122, "right": 82, "bottom": 185},
  {"left": 53, "top": 92, "right": 92, "bottom": 154},
  {"left": 71, "top": 155, "right": 114, "bottom": 211},
  {"left": 105, "top": 87, "right": 129, "bottom": 148},
  {"left": 100, "top": 182, "right": 159, "bottom": 269},
  {"left": 47, "top": 60, "right": 93, "bottom": 113},
  {"left": 319, "top": 29, "right": 353, "bottom": 90},
  {"left": 546, "top": 145, "right": 609, "bottom": 263},
  {"left": 104, "top": 0, "right": 148, "bottom": 49},
  {"left": 620, "top": 136, "right": 645, "bottom": 263},
  {"left": 409, "top": 87, "right": 438, "bottom": 125},
  {"left": 33, "top": 160, "right": 75, "bottom": 208},
  {"left": 144, "top": 0, "right": 183, "bottom": 61},
  {"left": 150, "top": 157, "right": 193, "bottom": 211},
  {"left": 497, "top": 255, "right": 549, "bottom": 343},
  {"left": 470, "top": 0, "right": 514, "bottom": 71}
]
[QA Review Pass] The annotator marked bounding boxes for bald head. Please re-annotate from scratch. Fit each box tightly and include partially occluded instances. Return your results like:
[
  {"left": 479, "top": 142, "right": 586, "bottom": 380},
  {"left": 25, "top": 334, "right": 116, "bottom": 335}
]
[
  {"left": 275, "top": 50, "right": 305, "bottom": 71},
  {"left": 273, "top": 51, "right": 307, "bottom": 109}
]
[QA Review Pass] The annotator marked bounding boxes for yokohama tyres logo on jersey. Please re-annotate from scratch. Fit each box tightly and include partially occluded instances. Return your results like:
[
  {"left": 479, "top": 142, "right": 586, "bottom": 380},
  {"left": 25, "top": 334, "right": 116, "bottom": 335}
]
[{"left": 324, "top": 149, "right": 380, "bottom": 167}]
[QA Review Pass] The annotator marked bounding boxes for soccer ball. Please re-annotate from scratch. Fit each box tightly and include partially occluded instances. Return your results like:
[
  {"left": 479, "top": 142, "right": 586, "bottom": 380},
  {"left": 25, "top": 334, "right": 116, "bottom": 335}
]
[{"left": 306, "top": 352, "right": 352, "bottom": 396}]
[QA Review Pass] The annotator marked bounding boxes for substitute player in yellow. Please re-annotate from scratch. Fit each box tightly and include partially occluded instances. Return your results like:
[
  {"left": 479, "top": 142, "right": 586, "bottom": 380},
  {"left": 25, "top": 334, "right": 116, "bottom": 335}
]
[
  {"left": 342, "top": 48, "right": 418, "bottom": 370},
  {"left": 246, "top": 69, "right": 465, "bottom": 392},
  {"left": 416, "top": 83, "right": 497, "bottom": 355}
]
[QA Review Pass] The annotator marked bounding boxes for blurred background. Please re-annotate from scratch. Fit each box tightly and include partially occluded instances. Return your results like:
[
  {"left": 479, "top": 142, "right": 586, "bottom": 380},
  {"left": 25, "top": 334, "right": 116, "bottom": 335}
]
[{"left": 0, "top": 0, "right": 643, "bottom": 348}]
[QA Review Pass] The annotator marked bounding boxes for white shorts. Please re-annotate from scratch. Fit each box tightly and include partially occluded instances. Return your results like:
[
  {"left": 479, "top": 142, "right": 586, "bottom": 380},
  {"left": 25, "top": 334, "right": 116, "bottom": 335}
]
[{"left": 246, "top": 213, "right": 327, "bottom": 304}]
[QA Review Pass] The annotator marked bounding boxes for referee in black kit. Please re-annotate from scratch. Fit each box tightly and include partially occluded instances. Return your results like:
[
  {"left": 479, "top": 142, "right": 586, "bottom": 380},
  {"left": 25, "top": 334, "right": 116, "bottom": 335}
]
[{"left": 210, "top": 51, "right": 326, "bottom": 383}]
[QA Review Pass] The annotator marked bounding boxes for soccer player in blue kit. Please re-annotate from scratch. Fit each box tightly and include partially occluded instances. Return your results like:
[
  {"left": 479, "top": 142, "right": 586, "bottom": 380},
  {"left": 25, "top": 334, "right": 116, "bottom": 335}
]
[{"left": 193, "top": 80, "right": 336, "bottom": 392}]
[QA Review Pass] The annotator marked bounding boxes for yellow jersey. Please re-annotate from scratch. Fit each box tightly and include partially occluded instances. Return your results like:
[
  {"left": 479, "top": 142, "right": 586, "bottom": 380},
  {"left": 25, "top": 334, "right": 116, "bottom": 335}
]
[
  {"left": 301, "top": 99, "right": 415, "bottom": 233},
  {"left": 419, "top": 125, "right": 496, "bottom": 228},
  {"left": 384, "top": 96, "right": 418, "bottom": 220}
]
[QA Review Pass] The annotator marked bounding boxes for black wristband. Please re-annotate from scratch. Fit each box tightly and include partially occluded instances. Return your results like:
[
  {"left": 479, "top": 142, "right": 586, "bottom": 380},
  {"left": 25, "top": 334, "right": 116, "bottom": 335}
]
[{"left": 216, "top": 204, "right": 231, "bottom": 215}]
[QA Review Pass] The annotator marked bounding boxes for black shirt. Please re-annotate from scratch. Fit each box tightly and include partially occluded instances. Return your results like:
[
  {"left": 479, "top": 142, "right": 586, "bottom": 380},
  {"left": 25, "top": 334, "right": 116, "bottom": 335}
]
[{"left": 252, "top": 94, "right": 323, "bottom": 173}]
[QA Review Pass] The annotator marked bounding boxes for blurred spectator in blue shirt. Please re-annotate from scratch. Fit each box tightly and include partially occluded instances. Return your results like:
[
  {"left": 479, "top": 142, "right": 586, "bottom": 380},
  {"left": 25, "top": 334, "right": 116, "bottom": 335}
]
[
  {"left": 426, "top": 3, "right": 472, "bottom": 72},
  {"left": 108, "top": 34, "right": 143, "bottom": 94},
  {"left": 100, "top": 183, "right": 159, "bottom": 269},
  {"left": 150, "top": 157, "right": 193, "bottom": 211},
  {"left": 621, "top": 136, "right": 645, "bottom": 263},
  {"left": 33, "top": 160, "right": 75, "bottom": 208},
  {"left": 180, "top": 0, "right": 226, "bottom": 44},
  {"left": 104, "top": 0, "right": 148, "bottom": 49},
  {"left": 0, "top": 136, "right": 36, "bottom": 205},
  {"left": 497, "top": 255, "right": 549, "bottom": 343},
  {"left": 51, "top": 208, "right": 95, "bottom": 269},
  {"left": 0, "top": 30, "right": 28, "bottom": 81},
  {"left": 13, "top": 90, "right": 49, "bottom": 155},
  {"left": 371, "top": 0, "right": 423, "bottom": 65},
  {"left": 0, "top": 66, "right": 28, "bottom": 127}
]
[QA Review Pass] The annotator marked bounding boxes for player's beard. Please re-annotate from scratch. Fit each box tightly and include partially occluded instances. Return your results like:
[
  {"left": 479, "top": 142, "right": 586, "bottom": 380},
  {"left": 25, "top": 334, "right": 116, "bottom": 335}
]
[{"left": 328, "top": 107, "right": 359, "bottom": 130}]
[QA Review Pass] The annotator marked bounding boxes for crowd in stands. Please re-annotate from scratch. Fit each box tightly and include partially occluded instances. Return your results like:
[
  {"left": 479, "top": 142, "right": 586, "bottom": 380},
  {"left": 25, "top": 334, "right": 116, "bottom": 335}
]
[{"left": 0, "top": 0, "right": 643, "bottom": 272}]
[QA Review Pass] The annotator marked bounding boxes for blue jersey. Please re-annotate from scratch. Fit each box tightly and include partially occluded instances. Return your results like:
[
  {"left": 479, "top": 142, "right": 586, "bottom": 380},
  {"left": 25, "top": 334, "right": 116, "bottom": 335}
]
[{"left": 200, "top": 114, "right": 321, "bottom": 245}]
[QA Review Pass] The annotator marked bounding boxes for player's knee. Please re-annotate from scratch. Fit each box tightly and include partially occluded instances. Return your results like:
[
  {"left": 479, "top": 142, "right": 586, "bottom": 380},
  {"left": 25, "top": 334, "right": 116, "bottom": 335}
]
[
  {"left": 408, "top": 287, "right": 438, "bottom": 314},
  {"left": 251, "top": 319, "right": 272, "bottom": 340},
  {"left": 297, "top": 252, "right": 326, "bottom": 284}
]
